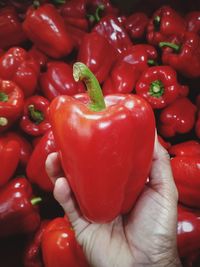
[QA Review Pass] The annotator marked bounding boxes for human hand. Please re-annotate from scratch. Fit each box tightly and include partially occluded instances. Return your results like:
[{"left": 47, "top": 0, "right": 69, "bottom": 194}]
[{"left": 46, "top": 135, "right": 182, "bottom": 267}]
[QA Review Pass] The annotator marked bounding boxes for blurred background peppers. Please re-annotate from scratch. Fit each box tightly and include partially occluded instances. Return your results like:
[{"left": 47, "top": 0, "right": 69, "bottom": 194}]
[
  {"left": 0, "top": 177, "right": 41, "bottom": 237},
  {"left": 23, "top": 3, "right": 74, "bottom": 59},
  {"left": 0, "top": 79, "right": 24, "bottom": 132},
  {"left": 170, "top": 141, "right": 200, "bottom": 209},
  {"left": 0, "top": 0, "right": 199, "bottom": 266},
  {"left": 0, "top": 47, "right": 39, "bottom": 97}
]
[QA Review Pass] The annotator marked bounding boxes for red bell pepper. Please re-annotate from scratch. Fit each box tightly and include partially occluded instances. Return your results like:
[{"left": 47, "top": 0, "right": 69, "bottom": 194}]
[
  {"left": 135, "top": 66, "right": 189, "bottom": 109},
  {"left": 92, "top": 15, "right": 132, "bottom": 54},
  {"left": 41, "top": 217, "right": 89, "bottom": 267},
  {"left": 24, "top": 220, "right": 49, "bottom": 267},
  {"left": 0, "top": 6, "right": 26, "bottom": 49},
  {"left": 58, "top": 0, "right": 88, "bottom": 31},
  {"left": 20, "top": 95, "right": 51, "bottom": 136},
  {"left": 0, "top": 177, "right": 41, "bottom": 237},
  {"left": 186, "top": 11, "right": 200, "bottom": 35},
  {"left": 49, "top": 62, "right": 155, "bottom": 222},
  {"left": 170, "top": 141, "right": 200, "bottom": 209},
  {"left": 147, "top": 5, "right": 186, "bottom": 45},
  {"left": 2, "top": 131, "right": 32, "bottom": 167},
  {"left": 159, "top": 97, "right": 197, "bottom": 138},
  {"left": 23, "top": 3, "right": 74, "bottom": 59},
  {"left": 169, "top": 140, "right": 200, "bottom": 157},
  {"left": 103, "top": 44, "right": 158, "bottom": 94},
  {"left": 0, "top": 79, "right": 24, "bottom": 132},
  {"left": 159, "top": 32, "right": 200, "bottom": 78},
  {"left": 0, "top": 47, "right": 39, "bottom": 97},
  {"left": 77, "top": 31, "right": 117, "bottom": 83},
  {"left": 40, "top": 62, "right": 85, "bottom": 101},
  {"left": 26, "top": 130, "right": 56, "bottom": 192},
  {"left": 65, "top": 24, "right": 87, "bottom": 50},
  {"left": 28, "top": 46, "right": 48, "bottom": 69},
  {"left": 177, "top": 205, "right": 200, "bottom": 258},
  {"left": 0, "top": 134, "right": 20, "bottom": 187},
  {"left": 124, "top": 12, "right": 149, "bottom": 40},
  {"left": 58, "top": 0, "right": 86, "bottom": 20}
]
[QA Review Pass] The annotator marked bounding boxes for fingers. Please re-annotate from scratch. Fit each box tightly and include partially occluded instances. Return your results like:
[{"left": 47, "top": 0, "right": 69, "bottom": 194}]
[
  {"left": 45, "top": 152, "right": 64, "bottom": 184},
  {"left": 54, "top": 177, "right": 89, "bottom": 234},
  {"left": 45, "top": 152, "right": 89, "bottom": 234}
]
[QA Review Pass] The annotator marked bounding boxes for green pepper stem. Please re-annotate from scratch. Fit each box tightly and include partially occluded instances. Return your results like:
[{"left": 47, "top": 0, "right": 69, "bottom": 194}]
[
  {"left": 31, "top": 197, "right": 42, "bottom": 205},
  {"left": 51, "top": 0, "right": 66, "bottom": 4},
  {"left": 73, "top": 62, "right": 106, "bottom": 112},
  {"left": 0, "top": 92, "right": 8, "bottom": 102},
  {"left": 147, "top": 59, "right": 157, "bottom": 66},
  {"left": 33, "top": 0, "right": 40, "bottom": 8},
  {"left": 87, "top": 4, "right": 105, "bottom": 23},
  {"left": 28, "top": 105, "right": 44, "bottom": 124},
  {"left": 153, "top": 15, "right": 161, "bottom": 31},
  {"left": 159, "top": 42, "right": 180, "bottom": 53},
  {"left": 149, "top": 80, "right": 164, "bottom": 98},
  {"left": 0, "top": 117, "right": 8, "bottom": 126}
]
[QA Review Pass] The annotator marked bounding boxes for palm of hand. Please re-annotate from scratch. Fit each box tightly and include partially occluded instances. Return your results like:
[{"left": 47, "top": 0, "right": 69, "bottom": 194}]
[
  {"left": 75, "top": 183, "right": 177, "bottom": 267},
  {"left": 46, "top": 137, "right": 180, "bottom": 267}
]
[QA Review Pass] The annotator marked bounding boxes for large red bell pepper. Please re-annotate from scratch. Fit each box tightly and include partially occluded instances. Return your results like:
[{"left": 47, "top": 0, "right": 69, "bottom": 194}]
[
  {"left": 20, "top": 95, "right": 51, "bottom": 136},
  {"left": 40, "top": 62, "right": 85, "bottom": 101},
  {"left": 159, "top": 32, "right": 200, "bottom": 78},
  {"left": 0, "top": 177, "right": 41, "bottom": 237},
  {"left": 24, "top": 220, "right": 49, "bottom": 267},
  {"left": 0, "top": 134, "right": 21, "bottom": 187},
  {"left": 92, "top": 15, "right": 132, "bottom": 54},
  {"left": 103, "top": 44, "right": 158, "bottom": 94},
  {"left": 147, "top": 5, "right": 186, "bottom": 45},
  {"left": 0, "top": 6, "right": 26, "bottom": 49},
  {"left": 159, "top": 97, "right": 197, "bottom": 138},
  {"left": 0, "top": 79, "right": 24, "bottom": 132},
  {"left": 41, "top": 217, "right": 89, "bottom": 267},
  {"left": 177, "top": 205, "right": 200, "bottom": 258},
  {"left": 135, "top": 66, "right": 189, "bottom": 109},
  {"left": 26, "top": 130, "right": 56, "bottom": 192},
  {"left": 169, "top": 141, "right": 200, "bottom": 209},
  {"left": 23, "top": 3, "right": 74, "bottom": 59},
  {"left": 0, "top": 47, "right": 39, "bottom": 97},
  {"left": 77, "top": 31, "right": 116, "bottom": 83},
  {"left": 49, "top": 62, "right": 155, "bottom": 222}
]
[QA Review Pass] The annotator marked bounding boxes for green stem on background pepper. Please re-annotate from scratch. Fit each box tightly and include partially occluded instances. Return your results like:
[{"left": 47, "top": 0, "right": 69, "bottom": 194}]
[
  {"left": 28, "top": 105, "right": 44, "bottom": 124},
  {"left": 149, "top": 80, "right": 164, "bottom": 98},
  {"left": 159, "top": 42, "right": 180, "bottom": 53},
  {"left": 31, "top": 197, "right": 42, "bottom": 205},
  {"left": 73, "top": 62, "right": 106, "bottom": 112}
]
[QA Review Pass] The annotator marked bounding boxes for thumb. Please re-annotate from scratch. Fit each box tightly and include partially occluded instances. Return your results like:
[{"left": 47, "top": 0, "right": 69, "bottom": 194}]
[{"left": 150, "top": 133, "right": 178, "bottom": 201}]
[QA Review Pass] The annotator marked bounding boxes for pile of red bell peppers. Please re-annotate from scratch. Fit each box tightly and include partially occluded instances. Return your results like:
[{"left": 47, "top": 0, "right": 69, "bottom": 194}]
[{"left": 0, "top": 0, "right": 199, "bottom": 266}]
